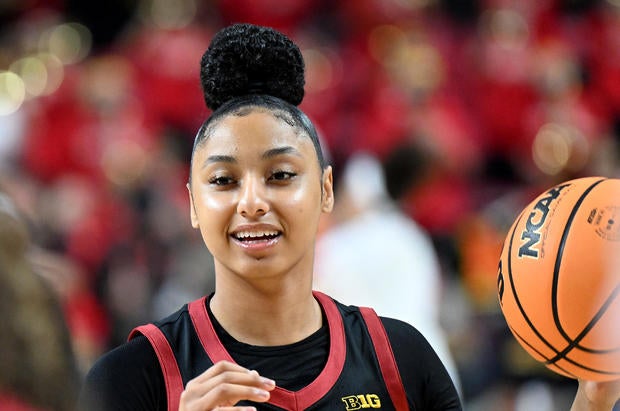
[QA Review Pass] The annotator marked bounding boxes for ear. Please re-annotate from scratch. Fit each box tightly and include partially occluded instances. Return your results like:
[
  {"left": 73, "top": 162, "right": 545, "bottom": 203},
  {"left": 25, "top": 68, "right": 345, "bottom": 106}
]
[
  {"left": 187, "top": 183, "right": 199, "bottom": 228},
  {"left": 321, "top": 166, "right": 334, "bottom": 213}
]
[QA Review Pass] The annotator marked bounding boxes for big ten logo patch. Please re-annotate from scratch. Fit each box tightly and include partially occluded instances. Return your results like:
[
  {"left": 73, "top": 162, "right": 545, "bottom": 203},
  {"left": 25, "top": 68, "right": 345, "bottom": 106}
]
[{"left": 341, "top": 394, "right": 381, "bottom": 410}]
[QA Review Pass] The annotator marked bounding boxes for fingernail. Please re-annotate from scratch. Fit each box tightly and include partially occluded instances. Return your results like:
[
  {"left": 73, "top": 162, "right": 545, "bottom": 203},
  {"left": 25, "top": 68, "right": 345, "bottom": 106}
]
[
  {"left": 254, "top": 388, "right": 270, "bottom": 398},
  {"left": 261, "top": 377, "right": 276, "bottom": 387}
]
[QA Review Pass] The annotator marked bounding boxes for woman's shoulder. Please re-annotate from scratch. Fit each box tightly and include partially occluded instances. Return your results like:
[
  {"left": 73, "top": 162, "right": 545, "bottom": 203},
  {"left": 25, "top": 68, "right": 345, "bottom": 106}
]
[
  {"left": 379, "top": 316, "right": 429, "bottom": 345},
  {"left": 330, "top": 298, "right": 424, "bottom": 336},
  {"left": 330, "top": 300, "right": 462, "bottom": 410},
  {"left": 93, "top": 334, "right": 157, "bottom": 371},
  {"left": 330, "top": 298, "right": 434, "bottom": 352},
  {"left": 79, "top": 334, "right": 164, "bottom": 411},
  {"left": 379, "top": 316, "right": 463, "bottom": 411},
  {"left": 93, "top": 302, "right": 193, "bottom": 374},
  {"left": 78, "top": 303, "right": 196, "bottom": 411},
  {"left": 79, "top": 333, "right": 168, "bottom": 410}
]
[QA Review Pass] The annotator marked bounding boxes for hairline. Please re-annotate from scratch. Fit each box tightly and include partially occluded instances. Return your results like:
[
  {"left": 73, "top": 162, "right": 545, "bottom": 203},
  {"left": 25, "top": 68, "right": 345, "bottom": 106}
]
[{"left": 189, "top": 102, "right": 328, "bottom": 185}]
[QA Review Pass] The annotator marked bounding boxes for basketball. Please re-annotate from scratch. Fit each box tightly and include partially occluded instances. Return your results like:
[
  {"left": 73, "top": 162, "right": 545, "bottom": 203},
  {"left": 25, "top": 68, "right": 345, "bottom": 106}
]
[{"left": 497, "top": 176, "right": 620, "bottom": 381}]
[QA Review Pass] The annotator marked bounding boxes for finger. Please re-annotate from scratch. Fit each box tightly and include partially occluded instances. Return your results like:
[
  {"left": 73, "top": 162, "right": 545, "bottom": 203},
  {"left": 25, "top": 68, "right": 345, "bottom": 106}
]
[
  {"left": 181, "top": 381, "right": 271, "bottom": 410},
  {"left": 180, "top": 366, "right": 276, "bottom": 410},
  {"left": 186, "top": 363, "right": 276, "bottom": 391},
  {"left": 186, "top": 369, "right": 275, "bottom": 395},
  {"left": 193, "top": 361, "right": 254, "bottom": 383}
]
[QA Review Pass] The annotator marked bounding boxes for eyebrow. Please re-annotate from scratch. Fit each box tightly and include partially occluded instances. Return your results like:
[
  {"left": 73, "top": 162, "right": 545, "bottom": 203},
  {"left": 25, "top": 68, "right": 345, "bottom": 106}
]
[
  {"left": 262, "top": 146, "right": 302, "bottom": 159},
  {"left": 202, "top": 146, "right": 302, "bottom": 168},
  {"left": 204, "top": 155, "right": 236, "bottom": 166}
]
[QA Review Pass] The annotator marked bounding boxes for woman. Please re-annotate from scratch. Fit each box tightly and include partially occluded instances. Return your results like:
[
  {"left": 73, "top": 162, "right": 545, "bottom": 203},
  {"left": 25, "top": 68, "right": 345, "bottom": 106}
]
[{"left": 78, "top": 23, "right": 618, "bottom": 411}]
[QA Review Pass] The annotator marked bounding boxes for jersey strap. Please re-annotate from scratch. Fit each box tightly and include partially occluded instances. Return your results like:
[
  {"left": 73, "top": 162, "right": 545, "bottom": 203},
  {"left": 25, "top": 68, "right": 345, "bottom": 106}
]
[
  {"left": 188, "top": 291, "right": 347, "bottom": 410},
  {"left": 129, "top": 324, "right": 183, "bottom": 411},
  {"left": 359, "top": 307, "right": 412, "bottom": 411}
]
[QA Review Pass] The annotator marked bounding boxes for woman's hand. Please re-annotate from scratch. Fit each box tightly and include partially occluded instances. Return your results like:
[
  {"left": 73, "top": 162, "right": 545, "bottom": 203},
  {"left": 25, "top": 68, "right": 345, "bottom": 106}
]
[
  {"left": 571, "top": 379, "right": 620, "bottom": 411},
  {"left": 179, "top": 361, "right": 276, "bottom": 411}
]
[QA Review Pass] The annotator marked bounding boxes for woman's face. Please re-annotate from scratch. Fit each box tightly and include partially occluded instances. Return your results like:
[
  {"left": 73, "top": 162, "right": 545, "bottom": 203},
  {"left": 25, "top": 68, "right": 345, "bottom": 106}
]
[{"left": 188, "top": 109, "right": 333, "bottom": 280}]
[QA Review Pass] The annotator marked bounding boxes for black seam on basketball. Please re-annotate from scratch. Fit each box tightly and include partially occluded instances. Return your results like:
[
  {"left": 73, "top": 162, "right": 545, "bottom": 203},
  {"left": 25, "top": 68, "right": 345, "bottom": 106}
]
[
  {"left": 549, "top": 284, "right": 620, "bottom": 359},
  {"left": 547, "top": 353, "right": 620, "bottom": 377},
  {"left": 507, "top": 323, "right": 578, "bottom": 379},
  {"left": 549, "top": 178, "right": 609, "bottom": 362},
  {"left": 510, "top": 321, "right": 620, "bottom": 377},
  {"left": 507, "top": 212, "right": 562, "bottom": 356},
  {"left": 569, "top": 282, "right": 620, "bottom": 354},
  {"left": 504, "top": 273, "right": 620, "bottom": 377}
]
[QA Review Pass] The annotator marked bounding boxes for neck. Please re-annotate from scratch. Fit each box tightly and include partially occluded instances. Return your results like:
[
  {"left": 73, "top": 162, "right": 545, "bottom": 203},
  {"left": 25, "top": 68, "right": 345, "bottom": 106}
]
[{"left": 210, "top": 266, "right": 322, "bottom": 346}]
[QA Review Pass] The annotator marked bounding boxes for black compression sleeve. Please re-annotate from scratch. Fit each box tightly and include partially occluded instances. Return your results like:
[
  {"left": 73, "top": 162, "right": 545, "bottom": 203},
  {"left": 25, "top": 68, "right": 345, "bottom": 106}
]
[
  {"left": 382, "top": 317, "right": 463, "bottom": 411},
  {"left": 77, "top": 336, "right": 166, "bottom": 411}
]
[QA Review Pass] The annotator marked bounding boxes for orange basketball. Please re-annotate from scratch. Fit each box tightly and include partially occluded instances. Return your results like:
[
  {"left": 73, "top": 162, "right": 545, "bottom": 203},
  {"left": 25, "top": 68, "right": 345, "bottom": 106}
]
[{"left": 497, "top": 176, "right": 620, "bottom": 381}]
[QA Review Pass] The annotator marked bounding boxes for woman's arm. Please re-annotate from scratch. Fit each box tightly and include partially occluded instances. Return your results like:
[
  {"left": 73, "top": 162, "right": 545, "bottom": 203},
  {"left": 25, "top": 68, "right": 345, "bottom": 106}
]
[{"left": 571, "top": 379, "right": 620, "bottom": 411}]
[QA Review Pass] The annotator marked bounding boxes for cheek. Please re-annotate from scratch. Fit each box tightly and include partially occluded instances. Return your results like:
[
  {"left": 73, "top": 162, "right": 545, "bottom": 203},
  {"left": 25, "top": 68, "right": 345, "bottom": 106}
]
[
  {"left": 195, "top": 191, "right": 235, "bottom": 226},
  {"left": 201, "top": 192, "right": 232, "bottom": 212},
  {"left": 284, "top": 183, "right": 322, "bottom": 218}
]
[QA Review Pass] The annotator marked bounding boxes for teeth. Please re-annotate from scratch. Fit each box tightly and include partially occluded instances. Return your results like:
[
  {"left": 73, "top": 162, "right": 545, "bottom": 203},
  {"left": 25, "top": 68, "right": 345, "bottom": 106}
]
[{"left": 234, "top": 230, "right": 279, "bottom": 239}]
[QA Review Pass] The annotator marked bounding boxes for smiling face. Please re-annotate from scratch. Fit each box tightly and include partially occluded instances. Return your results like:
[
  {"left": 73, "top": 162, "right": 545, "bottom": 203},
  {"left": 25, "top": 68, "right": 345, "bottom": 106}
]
[{"left": 188, "top": 109, "right": 333, "bottom": 282}]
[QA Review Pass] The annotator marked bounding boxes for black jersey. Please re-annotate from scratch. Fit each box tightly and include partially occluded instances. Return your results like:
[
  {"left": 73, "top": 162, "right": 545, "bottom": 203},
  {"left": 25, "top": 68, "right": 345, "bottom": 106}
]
[{"left": 79, "top": 292, "right": 462, "bottom": 411}]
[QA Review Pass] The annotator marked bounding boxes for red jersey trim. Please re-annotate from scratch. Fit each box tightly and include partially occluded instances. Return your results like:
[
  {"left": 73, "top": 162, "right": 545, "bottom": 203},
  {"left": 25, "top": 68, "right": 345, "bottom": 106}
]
[
  {"left": 129, "top": 324, "right": 183, "bottom": 411},
  {"left": 359, "top": 307, "right": 411, "bottom": 411},
  {"left": 187, "top": 291, "right": 346, "bottom": 410}
]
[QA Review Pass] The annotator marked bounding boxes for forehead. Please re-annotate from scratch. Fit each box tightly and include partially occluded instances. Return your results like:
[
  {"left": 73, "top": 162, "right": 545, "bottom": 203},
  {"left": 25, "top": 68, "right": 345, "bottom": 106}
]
[{"left": 198, "top": 110, "right": 313, "bottom": 156}]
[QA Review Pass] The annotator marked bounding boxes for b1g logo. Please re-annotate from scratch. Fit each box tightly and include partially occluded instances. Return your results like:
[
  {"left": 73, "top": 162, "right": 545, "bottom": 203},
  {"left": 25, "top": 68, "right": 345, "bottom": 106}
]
[
  {"left": 341, "top": 394, "right": 381, "bottom": 410},
  {"left": 518, "top": 184, "right": 570, "bottom": 258}
]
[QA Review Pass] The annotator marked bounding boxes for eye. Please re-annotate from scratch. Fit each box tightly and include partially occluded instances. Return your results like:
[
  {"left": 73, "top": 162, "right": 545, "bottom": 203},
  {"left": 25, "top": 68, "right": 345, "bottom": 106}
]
[
  {"left": 208, "top": 175, "right": 236, "bottom": 186},
  {"left": 269, "top": 171, "right": 297, "bottom": 182}
]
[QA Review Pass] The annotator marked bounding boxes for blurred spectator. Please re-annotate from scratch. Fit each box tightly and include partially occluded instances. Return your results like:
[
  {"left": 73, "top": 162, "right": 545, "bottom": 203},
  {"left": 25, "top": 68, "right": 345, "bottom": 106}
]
[
  {"left": 0, "top": 170, "right": 111, "bottom": 376},
  {"left": 0, "top": 191, "right": 79, "bottom": 411},
  {"left": 314, "top": 150, "right": 462, "bottom": 393}
]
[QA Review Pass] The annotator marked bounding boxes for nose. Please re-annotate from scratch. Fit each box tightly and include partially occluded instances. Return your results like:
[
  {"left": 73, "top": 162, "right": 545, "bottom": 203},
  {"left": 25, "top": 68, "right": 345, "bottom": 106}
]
[{"left": 237, "top": 175, "right": 269, "bottom": 218}]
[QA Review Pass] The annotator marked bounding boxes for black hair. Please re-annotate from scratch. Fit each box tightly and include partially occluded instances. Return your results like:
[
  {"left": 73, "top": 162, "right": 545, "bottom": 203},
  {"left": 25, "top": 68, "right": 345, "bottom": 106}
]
[{"left": 191, "top": 23, "right": 327, "bottom": 175}]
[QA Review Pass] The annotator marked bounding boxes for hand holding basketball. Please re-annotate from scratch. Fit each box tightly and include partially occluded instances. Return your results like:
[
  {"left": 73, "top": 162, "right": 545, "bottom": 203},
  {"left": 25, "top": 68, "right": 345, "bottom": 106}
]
[
  {"left": 497, "top": 177, "right": 620, "bottom": 382},
  {"left": 571, "top": 379, "right": 620, "bottom": 411}
]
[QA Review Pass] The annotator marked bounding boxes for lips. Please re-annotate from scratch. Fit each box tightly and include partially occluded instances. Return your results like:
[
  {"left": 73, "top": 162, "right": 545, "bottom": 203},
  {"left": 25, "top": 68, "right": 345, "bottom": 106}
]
[
  {"left": 230, "top": 226, "right": 282, "bottom": 250},
  {"left": 232, "top": 230, "right": 281, "bottom": 241}
]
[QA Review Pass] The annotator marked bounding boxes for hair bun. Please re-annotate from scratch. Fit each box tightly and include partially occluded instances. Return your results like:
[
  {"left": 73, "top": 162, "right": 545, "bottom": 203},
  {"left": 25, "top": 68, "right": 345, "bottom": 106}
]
[{"left": 200, "top": 23, "right": 305, "bottom": 111}]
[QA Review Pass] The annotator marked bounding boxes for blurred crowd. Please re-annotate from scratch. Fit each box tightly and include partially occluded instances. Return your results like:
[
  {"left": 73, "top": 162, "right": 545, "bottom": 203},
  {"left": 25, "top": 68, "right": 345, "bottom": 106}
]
[{"left": 0, "top": 0, "right": 619, "bottom": 410}]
